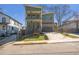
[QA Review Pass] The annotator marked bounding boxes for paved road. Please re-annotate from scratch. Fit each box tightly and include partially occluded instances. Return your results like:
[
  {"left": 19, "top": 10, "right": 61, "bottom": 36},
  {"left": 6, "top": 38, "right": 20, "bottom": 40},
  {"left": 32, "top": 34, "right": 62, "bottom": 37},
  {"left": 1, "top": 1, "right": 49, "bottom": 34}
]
[
  {"left": 0, "top": 42, "right": 79, "bottom": 54},
  {"left": 0, "top": 35, "right": 17, "bottom": 45},
  {"left": 0, "top": 33, "right": 79, "bottom": 55}
]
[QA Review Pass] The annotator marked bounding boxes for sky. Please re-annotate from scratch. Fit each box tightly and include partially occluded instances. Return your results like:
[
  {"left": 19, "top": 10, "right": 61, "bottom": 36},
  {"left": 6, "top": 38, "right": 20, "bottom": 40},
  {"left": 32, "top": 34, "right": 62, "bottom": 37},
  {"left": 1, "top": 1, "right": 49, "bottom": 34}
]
[
  {"left": 0, "top": 4, "right": 79, "bottom": 26},
  {"left": 0, "top": 4, "right": 25, "bottom": 25}
]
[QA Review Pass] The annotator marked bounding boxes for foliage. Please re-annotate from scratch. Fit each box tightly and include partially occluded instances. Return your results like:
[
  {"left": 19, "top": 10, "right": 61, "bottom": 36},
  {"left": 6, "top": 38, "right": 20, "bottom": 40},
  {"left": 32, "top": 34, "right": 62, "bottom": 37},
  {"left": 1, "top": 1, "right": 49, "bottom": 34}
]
[
  {"left": 38, "top": 5, "right": 74, "bottom": 28},
  {"left": 16, "top": 34, "right": 48, "bottom": 41},
  {"left": 54, "top": 24, "right": 58, "bottom": 32}
]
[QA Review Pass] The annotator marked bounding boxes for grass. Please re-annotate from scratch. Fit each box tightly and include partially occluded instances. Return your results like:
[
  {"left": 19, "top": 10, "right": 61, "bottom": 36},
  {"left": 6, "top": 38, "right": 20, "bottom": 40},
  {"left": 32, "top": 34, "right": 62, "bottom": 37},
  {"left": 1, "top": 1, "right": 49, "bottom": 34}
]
[
  {"left": 16, "top": 34, "right": 48, "bottom": 41},
  {"left": 61, "top": 33, "right": 79, "bottom": 38}
]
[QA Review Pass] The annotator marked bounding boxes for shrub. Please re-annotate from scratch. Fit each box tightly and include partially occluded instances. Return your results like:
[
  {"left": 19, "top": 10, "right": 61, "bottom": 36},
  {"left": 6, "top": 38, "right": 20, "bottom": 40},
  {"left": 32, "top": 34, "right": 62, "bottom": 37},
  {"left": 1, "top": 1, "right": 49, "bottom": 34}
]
[{"left": 44, "top": 35, "right": 48, "bottom": 40}]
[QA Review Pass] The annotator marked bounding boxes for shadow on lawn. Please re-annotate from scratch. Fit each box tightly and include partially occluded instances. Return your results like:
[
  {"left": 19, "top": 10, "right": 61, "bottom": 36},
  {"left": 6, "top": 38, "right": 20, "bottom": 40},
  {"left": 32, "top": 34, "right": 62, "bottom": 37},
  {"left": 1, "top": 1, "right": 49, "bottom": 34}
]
[{"left": 61, "top": 33, "right": 79, "bottom": 38}]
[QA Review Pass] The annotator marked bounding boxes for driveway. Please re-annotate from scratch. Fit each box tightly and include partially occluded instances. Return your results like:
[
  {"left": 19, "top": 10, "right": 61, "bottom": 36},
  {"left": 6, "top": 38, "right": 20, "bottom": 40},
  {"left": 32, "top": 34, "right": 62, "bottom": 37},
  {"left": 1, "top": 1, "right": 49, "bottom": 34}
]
[
  {"left": 0, "top": 35, "right": 17, "bottom": 45},
  {"left": 45, "top": 32, "right": 79, "bottom": 43}
]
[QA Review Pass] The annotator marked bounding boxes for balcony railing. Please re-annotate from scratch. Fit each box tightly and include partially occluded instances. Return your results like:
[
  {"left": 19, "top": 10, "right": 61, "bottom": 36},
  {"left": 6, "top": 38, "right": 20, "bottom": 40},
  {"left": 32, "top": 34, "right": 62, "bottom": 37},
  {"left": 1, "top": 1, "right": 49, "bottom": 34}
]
[
  {"left": 27, "top": 11, "right": 41, "bottom": 14},
  {"left": 26, "top": 16, "right": 41, "bottom": 19}
]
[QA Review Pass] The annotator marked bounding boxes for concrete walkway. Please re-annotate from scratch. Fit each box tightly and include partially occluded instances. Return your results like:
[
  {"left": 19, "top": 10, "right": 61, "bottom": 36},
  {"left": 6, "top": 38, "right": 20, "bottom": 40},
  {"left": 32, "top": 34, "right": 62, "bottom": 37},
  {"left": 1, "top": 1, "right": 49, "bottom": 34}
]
[{"left": 45, "top": 32, "right": 79, "bottom": 43}]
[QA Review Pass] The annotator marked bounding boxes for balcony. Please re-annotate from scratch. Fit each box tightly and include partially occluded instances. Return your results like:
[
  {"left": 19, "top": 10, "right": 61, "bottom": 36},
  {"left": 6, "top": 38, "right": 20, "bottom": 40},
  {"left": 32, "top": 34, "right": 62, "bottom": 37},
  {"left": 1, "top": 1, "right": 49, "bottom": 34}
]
[
  {"left": 42, "top": 20, "right": 54, "bottom": 23},
  {"left": 27, "top": 11, "right": 41, "bottom": 14},
  {"left": 26, "top": 15, "right": 41, "bottom": 20}
]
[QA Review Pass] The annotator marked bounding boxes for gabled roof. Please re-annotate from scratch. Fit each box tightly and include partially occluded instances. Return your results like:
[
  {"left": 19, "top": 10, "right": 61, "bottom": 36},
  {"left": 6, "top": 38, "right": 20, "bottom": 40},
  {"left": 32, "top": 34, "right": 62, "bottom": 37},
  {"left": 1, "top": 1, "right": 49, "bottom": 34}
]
[{"left": 0, "top": 12, "right": 22, "bottom": 25}]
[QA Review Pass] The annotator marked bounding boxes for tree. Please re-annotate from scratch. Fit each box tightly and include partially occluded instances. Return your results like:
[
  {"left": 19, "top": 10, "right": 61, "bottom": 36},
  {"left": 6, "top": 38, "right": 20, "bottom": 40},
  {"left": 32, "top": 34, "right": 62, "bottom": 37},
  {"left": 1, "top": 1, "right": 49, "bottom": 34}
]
[
  {"left": 42, "top": 5, "right": 73, "bottom": 31},
  {"left": 73, "top": 11, "right": 79, "bottom": 32},
  {"left": 50, "top": 5, "right": 72, "bottom": 26},
  {"left": 36, "top": 4, "right": 74, "bottom": 32}
]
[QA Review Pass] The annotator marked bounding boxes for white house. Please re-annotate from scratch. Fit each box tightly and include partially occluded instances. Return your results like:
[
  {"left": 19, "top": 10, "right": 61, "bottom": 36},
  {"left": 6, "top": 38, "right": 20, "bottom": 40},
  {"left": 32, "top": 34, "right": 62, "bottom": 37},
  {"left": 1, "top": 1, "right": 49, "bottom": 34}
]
[
  {"left": 61, "top": 16, "right": 79, "bottom": 33},
  {"left": 0, "top": 12, "right": 22, "bottom": 36}
]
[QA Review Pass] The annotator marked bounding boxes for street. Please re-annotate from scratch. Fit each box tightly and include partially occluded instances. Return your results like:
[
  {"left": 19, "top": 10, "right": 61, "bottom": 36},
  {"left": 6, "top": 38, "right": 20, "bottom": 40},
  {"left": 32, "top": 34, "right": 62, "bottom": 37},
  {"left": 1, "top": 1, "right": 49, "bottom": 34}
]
[
  {"left": 0, "top": 42, "right": 79, "bottom": 54},
  {"left": 0, "top": 33, "right": 79, "bottom": 55}
]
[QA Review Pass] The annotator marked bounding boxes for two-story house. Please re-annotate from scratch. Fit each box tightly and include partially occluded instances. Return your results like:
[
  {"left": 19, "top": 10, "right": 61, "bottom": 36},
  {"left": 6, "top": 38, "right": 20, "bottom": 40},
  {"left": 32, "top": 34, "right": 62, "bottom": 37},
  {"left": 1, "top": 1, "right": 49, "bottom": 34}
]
[
  {"left": 0, "top": 12, "right": 22, "bottom": 36},
  {"left": 60, "top": 15, "right": 79, "bottom": 33}
]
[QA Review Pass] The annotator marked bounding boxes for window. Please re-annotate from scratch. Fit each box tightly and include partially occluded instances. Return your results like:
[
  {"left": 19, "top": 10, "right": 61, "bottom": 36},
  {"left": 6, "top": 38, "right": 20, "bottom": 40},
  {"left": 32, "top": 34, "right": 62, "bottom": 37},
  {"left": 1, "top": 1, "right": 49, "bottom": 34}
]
[
  {"left": 2, "top": 17, "right": 6, "bottom": 23},
  {"left": 36, "top": 15, "right": 40, "bottom": 19},
  {"left": 12, "top": 27, "right": 14, "bottom": 30},
  {"left": 27, "top": 14, "right": 31, "bottom": 19},
  {"left": 32, "top": 15, "right": 36, "bottom": 19}
]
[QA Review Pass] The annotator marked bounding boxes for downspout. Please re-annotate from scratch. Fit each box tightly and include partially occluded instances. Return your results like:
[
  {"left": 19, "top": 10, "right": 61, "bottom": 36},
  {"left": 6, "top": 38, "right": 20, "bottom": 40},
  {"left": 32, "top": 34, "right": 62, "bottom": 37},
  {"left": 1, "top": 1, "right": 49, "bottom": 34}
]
[{"left": 40, "top": 8, "right": 42, "bottom": 33}]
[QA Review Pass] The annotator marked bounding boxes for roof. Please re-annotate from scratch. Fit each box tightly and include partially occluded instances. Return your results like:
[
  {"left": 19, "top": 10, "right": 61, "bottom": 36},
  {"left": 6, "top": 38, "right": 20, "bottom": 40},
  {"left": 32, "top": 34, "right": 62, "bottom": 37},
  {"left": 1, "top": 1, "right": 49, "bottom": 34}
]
[
  {"left": 63, "top": 16, "right": 79, "bottom": 24},
  {"left": 0, "top": 12, "right": 22, "bottom": 25},
  {"left": 65, "top": 20, "right": 79, "bottom": 23},
  {"left": 61, "top": 19, "right": 79, "bottom": 27},
  {"left": 24, "top": 5, "right": 42, "bottom": 9}
]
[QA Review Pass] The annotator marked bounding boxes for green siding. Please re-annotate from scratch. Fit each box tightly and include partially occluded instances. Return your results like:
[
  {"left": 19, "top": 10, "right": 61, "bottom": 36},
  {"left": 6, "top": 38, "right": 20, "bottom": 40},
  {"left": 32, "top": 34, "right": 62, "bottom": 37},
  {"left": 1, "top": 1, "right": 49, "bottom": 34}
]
[
  {"left": 25, "top": 6, "right": 41, "bottom": 11},
  {"left": 42, "top": 14, "right": 54, "bottom": 20}
]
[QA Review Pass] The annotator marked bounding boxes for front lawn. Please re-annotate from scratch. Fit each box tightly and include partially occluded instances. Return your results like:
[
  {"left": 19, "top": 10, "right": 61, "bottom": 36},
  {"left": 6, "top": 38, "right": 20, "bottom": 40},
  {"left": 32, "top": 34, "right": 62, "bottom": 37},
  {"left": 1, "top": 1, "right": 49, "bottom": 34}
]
[{"left": 16, "top": 34, "right": 48, "bottom": 41}]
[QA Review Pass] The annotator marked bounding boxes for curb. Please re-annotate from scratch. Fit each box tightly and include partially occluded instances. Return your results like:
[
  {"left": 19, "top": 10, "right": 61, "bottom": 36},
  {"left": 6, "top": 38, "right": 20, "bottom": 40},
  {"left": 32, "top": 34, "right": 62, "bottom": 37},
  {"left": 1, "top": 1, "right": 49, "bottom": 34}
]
[
  {"left": 13, "top": 40, "right": 79, "bottom": 45},
  {"left": 13, "top": 41, "right": 48, "bottom": 45}
]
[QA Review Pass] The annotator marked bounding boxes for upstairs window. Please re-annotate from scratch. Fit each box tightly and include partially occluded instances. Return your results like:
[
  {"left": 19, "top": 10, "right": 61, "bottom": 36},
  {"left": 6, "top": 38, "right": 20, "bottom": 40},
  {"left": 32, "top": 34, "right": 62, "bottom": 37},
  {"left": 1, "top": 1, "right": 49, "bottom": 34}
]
[
  {"left": 2, "top": 17, "right": 6, "bottom": 23},
  {"left": 27, "top": 14, "right": 31, "bottom": 19}
]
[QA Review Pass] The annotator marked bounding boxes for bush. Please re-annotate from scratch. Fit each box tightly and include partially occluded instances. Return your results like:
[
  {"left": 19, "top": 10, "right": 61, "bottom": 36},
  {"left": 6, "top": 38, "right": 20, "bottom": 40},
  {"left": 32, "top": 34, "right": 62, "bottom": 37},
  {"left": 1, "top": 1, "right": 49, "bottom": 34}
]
[
  {"left": 16, "top": 33, "right": 48, "bottom": 41},
  {"left": 44, "top": 35, "right": 48, "bottom": 40}
]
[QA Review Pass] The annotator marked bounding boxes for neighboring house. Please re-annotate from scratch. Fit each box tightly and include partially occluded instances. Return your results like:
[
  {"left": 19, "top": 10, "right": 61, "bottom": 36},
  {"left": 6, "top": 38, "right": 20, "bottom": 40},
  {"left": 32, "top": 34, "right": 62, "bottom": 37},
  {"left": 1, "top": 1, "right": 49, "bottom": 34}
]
[
  {"left": 24, "top": 5, "right": 54, "bottom": 34},
  {"left": 60, "top": 16, "right": 79, "bottom": 33},
  {"left": 0, "top": 12, "right": 22, "bottom": 36}
]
